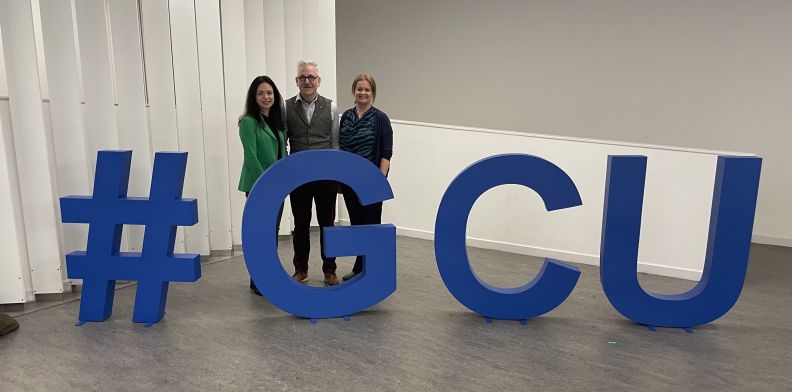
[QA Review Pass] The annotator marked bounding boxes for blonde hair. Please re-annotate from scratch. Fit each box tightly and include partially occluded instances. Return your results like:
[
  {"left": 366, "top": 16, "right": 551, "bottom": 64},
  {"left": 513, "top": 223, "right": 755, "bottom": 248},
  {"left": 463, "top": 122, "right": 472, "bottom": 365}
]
[
  {"left": 297, "top": 60, "right": 319, "bottom": 74},
  {"left": 352, "top": 74, "right": 377, "bottom": 101}
]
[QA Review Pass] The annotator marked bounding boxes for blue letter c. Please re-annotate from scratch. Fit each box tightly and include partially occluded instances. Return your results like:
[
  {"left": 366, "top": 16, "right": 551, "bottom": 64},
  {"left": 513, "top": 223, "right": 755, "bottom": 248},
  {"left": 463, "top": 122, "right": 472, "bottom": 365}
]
[{"left": 434, "top": 154, "right": 582, "bottom": 320}]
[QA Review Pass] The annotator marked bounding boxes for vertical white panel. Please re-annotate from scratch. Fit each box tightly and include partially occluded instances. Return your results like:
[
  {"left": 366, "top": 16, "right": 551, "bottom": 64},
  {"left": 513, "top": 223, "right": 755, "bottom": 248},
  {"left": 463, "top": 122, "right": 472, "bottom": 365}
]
[
  {"left": 264, "top": 0, "right": 287, "bottom": 85},
  {"left": 0, "top": 27, "right": 6, "bottom": 97},
  {"left": 39, "top": 102, "right": 71, "bottom": 284},
  {"left": 74, "top": 0, "right": 119, "bottom": 174},
  {"left": 283, "top": 0, "right": 303, "bottom": 99},
  {"left": 169, "top": 0, "right": 210, "bottom": 255},
  {"left": 301, "top": 0, "right": 335, "bottom": 103},
  {"left": 221, "top": 0, "right": 248, "bottom": 245},
  {"left": 0, "top": 99, "right": 32, "bottom": 304},
  {"left": 0, "top": 18, "right": 29, "bottom": 304},
  {"left": 140, "top": 0, "right": 178, "bottom": 152},
  {"left": 195, "top": 0, "right": 233, "bottom": 251},
  {"left": 318, "top": 0, "right": 337, "bottom": 103},
  {"left": 139, "top": 0, "right": 185, "bottom": 253},
  {"left": 301, "top": 0, "right": 320, "bottom": 64},
  {"left": 0, "top": 0, "right": 67, "bottom": 294},
  {"left": 108, "top": 0, "right": 152, "bottom": 252},
  {"left": 263, "top": 0, "right": 294, "bottom": 236},
  {"left": 244, "top": 0, "right": 266, "bottom": 80},
  {"left": 30, "top": 0, "right": 49, "bottom": 99},
  {"left": 39, "top": 0, "right": 91, "bottom": 260},
  {"left": 75, "top": 0, "right": 133, "bottom": 253},
  {"left": 69, "top": 0, "right": 86, "bottom": 103},
  {"left": 301, "top": 0, "right": 336, "bottom": 102}
]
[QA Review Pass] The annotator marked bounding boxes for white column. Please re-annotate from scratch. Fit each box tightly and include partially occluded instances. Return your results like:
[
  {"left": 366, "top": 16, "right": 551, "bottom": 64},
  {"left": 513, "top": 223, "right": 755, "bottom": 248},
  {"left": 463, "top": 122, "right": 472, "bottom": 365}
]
[
  {"left": 221, "top": 0, "right": 249, "bottom": 246},
  {"left": 139, "top": 0, "right": 185, "bottom": 253},
  {"left": 0, "top": 25, "right": 32, "bottom": 303},
  {"left": 108, "top": 0, "right": 152, "bottom": 252},
  {"left": 39, "top": 0, "right": 91, "bottom": 260},
  {"left": 301, "top": 0, "right": 321, "bottom": 64},
  {"left": 245, "top": 0, "right": 267, "bottom": 81},
  {"left": 195, "top": 0, "right": 233, "bottom": 252},
  {"left": 74, "top": 0, "right": 119, "bottom": 173},
  {"left": 0, "top": 100, "right": 31, "bottom": 304},
  {"left": 140, "top": 0, "right": 179, "bottom": 153},
  {"left": 0, "top": 26, "right": 6, "bottom": 97},
  {"left": 29, "top": 0, "right": 49, "bottom": 99},
  {"left": 299, "top": 0, "right": 337, "bottom": 102},
  {"left": 0, "top": 0, "right": 67, "bottom": 295},
  {"left": 263, "top": 0, "right": 294, "bottom": 236},
  {"left": 244, "top": 0, "right": 267, "bottom": 80},
  {"left": 317, "top": 0, "right": 337, "bottom": 103},
  {"left": 264, "top": 0, "right": 287, "bottom": 86},
  {"left": 169, "top": 0, "right": 211, "bottom": 255},
  {"left": 283, "top": 0, "right": 304, "bottom": 100}
]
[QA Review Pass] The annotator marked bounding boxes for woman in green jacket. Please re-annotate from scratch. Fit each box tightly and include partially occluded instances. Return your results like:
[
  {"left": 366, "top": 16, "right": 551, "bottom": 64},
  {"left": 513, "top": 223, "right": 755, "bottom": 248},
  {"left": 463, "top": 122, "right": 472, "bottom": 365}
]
[{"left": 238, "top": 75, "right": 287, "bottom": 296}]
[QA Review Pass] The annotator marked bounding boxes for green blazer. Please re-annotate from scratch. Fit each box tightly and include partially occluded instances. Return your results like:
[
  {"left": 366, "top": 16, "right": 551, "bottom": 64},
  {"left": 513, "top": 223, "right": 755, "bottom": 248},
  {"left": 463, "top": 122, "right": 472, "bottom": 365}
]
[{"left": 238, "top": 115, "right": 287, "bottom": 193}]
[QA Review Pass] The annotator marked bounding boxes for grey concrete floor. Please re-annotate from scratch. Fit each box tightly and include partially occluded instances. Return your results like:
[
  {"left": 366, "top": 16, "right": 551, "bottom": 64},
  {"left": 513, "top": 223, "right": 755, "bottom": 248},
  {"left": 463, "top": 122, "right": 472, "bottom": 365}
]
[{"left": 0, "top": 233, "right": 790, "bottom": 391}]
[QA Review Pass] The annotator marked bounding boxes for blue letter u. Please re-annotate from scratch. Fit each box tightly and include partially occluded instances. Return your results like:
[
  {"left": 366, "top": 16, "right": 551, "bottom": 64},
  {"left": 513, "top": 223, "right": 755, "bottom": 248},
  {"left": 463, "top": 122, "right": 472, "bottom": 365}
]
[{"left": 600, "top": 155, "right": 762, "bottom": 328}]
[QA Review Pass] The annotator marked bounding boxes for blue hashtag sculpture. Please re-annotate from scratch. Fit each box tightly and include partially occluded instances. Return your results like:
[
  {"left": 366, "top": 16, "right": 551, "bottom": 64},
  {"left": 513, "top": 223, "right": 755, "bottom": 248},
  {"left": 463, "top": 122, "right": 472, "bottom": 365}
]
[{"left": 60, "top": 151, "right": 200, "bottom": 325}]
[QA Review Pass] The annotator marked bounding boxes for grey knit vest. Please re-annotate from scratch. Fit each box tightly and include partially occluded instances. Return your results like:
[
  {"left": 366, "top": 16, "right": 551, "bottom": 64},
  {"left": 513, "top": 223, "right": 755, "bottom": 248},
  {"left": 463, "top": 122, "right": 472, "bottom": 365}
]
[{"left": 285, "top": 95, "right": 333, "bottom": 153}]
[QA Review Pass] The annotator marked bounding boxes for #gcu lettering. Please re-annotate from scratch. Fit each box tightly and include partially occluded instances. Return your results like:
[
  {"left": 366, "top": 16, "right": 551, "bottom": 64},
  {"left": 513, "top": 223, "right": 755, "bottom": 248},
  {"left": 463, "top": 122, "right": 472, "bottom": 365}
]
[{"left": 62, "top": 150, "right": 761, "bottom": 329}]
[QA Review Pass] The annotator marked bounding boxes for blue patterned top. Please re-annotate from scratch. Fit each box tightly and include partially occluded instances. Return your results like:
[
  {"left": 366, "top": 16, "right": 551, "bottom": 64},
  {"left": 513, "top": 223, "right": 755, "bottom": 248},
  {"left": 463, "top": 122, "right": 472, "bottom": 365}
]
[{"left": 340, "top": 108, "right": 377, "bottom": 163}]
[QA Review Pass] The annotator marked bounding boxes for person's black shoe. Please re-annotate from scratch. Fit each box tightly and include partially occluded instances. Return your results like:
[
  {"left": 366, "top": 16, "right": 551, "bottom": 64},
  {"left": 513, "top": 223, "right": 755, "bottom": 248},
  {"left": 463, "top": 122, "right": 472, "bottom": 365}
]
[
  {"left": 0, "top": 314, "right": 19, "bottom": 336},
  {"left": 249, "top": 280, "right": 262, "bottom": 296},
  {"left": 342, "top": 271, "right": 360, "bottom": 281}
]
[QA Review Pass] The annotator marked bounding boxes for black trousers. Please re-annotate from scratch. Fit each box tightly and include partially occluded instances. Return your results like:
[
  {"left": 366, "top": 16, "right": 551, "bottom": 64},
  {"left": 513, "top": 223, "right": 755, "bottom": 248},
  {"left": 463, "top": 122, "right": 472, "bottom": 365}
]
[
  {"left": 289, "top": 180, "right": 338, "bottom": 273},
  {"left": 341, "top": 184, "right": 383, "bottom": 274}
]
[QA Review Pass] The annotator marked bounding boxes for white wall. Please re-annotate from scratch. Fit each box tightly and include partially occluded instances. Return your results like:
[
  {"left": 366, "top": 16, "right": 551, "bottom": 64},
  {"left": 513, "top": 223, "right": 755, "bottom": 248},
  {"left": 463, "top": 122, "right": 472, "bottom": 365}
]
[
  {"left": 0, "top": 0, "right": 338, "bottom": 304},
  {"left": 359, "top": 121, "right": 753, "bottom": 281},
  {"left": 335, "top": 0, "right": 792, "bottom": 248}
]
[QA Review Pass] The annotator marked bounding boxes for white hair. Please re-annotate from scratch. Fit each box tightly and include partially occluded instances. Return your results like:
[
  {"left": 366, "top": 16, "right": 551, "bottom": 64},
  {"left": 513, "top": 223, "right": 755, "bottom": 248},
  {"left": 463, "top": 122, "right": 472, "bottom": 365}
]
[{"left": 297, "top": 60, "right": 319, "bottom": 74}]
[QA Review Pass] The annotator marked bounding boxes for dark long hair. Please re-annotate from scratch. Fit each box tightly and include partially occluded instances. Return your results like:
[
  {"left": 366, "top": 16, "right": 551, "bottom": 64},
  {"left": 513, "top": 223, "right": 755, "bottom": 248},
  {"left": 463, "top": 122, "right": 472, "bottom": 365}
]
[{"left": 239, "top": 76, "right": 284, "bottom": 132}]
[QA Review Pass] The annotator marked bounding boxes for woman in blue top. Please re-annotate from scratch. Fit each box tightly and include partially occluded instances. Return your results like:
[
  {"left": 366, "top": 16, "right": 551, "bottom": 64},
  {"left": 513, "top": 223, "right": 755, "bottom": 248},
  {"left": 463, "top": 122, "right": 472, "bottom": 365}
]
[
  {"left": 339, "top": 74, "right": 393, "bottom": 281},
  {"left": 238, "top": 76, "right": 287, "bottom": 295}
]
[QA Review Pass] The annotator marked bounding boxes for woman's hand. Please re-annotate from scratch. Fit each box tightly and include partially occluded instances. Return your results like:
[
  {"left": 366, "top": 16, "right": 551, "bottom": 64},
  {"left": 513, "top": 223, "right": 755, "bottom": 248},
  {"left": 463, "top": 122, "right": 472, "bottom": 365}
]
[{"left": 380, "top": 158, "right": 390, "bottom": 177}]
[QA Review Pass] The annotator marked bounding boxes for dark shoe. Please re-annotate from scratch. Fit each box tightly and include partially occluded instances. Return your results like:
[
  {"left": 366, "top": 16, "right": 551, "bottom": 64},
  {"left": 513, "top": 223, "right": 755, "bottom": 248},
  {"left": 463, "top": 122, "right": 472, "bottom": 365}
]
[
  {"left": 0, "top": 314, "right": 19, "bottom": 336},
  {"left": 292, "top": 271, "right": 309, "bottom": 283},
  {"left": 249, "top": 280, "right": 262, "bottom": 296},
  {"left": 324, "top": 273, "right": 339, "bottom": 286},
  {"left": 342, "top": 271, "right": 360, "bottom": 281}
]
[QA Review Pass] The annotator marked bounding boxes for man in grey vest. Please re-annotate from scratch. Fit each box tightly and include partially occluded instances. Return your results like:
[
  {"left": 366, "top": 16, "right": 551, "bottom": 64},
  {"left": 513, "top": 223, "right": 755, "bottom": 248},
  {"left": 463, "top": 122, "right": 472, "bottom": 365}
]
[{"left": 285, "top": 60, "right": 340, "bottom": 286}]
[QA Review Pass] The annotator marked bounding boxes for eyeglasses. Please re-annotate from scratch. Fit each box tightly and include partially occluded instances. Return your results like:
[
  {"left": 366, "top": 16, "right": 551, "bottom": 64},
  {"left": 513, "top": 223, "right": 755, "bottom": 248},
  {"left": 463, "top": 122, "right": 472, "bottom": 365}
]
[{"left": 297, "top": 75, "right": 318, "bottom": 83}]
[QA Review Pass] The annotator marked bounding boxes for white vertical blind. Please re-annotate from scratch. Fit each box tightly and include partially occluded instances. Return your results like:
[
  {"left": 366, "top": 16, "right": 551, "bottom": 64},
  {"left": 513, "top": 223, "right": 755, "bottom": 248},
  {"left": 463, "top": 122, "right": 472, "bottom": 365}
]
[
  {"left": 109, "top": 0, "right": 152, "bottom": 252},
  {"left": 169, "top": 0, "right": 211, "bottom": 255},
  {"left": 220, "top": 0, "right": 248, "bottom": 245},
  {"left": 318, "top": 0, "right": 337, "bottom": 103},
  {"left": 0, "top": 0, "right": 338, "bottom": 304},
  {"left": 139, "top": 0, "right": 185, "bottom": 253},
  {"left": 0, "top": 0, "right": 66, "bottom": 295},
  {"left": 0, "top": 100, "right": 31, "bottom": 303},
  {"left": 0, "top": 25, "right": 7, "bottom": 96},
  {"left": 243, "top": 0, "right": 267, "bottom": 80},
  {"left": 38, "top": 0, "right": 91, "bottom": 257},
  {"left": 195, "top": 0, "right": 233, "bottom": 252},
  {"left": 74, "top": 0, "right": 119, "bottom": 176},
  {"left": 283, "top": 0, "right": 304, "bottom": 100},
  {"left": 0, "top": 27, "right": 32, "bottom": 301}
]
